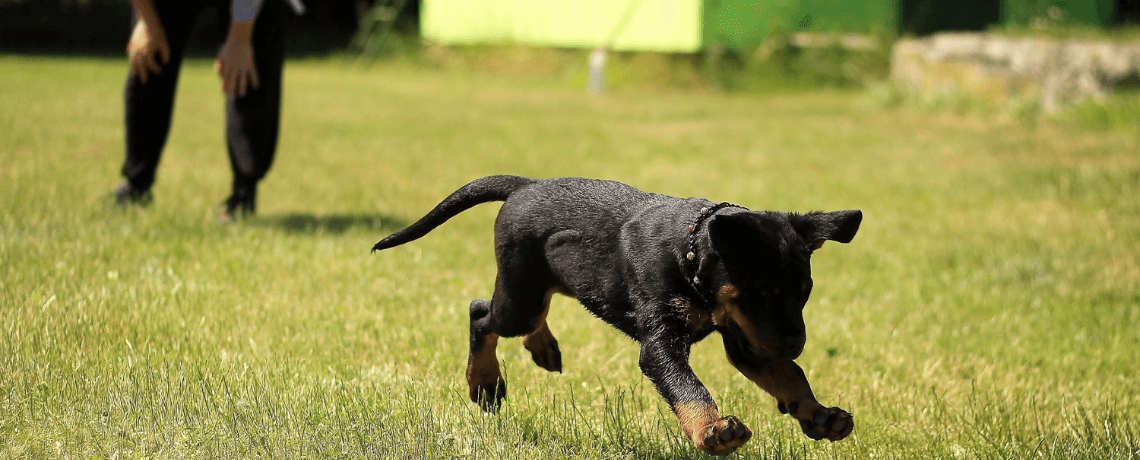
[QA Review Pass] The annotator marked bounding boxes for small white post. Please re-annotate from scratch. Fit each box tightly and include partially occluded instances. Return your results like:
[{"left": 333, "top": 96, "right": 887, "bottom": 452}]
[{"left": 588, "top": 48, "right": 607, "bottom": 95}]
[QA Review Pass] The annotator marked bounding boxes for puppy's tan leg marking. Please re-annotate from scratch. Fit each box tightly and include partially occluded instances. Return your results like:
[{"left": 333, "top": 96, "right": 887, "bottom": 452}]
[
  {"left": 522, "top": 288, "right": 563, "bottom": 372},
  {"left": 466, "top": 333, "right": 505, "bottom": 411},
  {"left": 674, "top": 402, "right": 753, "bottom": 456},
  {"left": 728, "top": 358, "right": 853, "bottom": 441}
]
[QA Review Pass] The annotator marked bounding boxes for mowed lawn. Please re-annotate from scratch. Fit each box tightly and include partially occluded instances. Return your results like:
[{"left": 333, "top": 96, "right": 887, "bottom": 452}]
[{"left": 1, "top": 55, "right": 1138, "bottom": 459}]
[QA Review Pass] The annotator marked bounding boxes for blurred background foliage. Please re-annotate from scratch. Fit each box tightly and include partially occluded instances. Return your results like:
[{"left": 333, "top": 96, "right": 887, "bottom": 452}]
[{"left": 2, "top": 0, "right": 1138, "bottom": 127}]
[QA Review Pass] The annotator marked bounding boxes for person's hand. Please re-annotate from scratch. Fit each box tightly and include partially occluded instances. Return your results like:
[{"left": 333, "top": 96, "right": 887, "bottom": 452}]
[
  {"left": 127, "top": 20, "right": 170, "bottom": 84},
  {"left": 214, "top": 35, "right": 260, "bottom": 98}
]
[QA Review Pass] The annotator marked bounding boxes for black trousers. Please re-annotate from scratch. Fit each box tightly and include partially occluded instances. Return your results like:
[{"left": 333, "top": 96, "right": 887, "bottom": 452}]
[{"left": 122, "top": 0, "right": 286, "bottom": 195}]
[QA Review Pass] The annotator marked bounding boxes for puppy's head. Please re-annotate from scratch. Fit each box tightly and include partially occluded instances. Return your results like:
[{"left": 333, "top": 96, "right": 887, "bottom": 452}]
[{"left": 707, "top": 210, "right": 861, "bottom": 361}]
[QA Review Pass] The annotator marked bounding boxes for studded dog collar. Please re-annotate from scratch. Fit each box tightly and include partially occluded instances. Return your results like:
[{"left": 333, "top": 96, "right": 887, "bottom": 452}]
[{"left": 684, "top": 201, "right": 747, "bottom": 305}]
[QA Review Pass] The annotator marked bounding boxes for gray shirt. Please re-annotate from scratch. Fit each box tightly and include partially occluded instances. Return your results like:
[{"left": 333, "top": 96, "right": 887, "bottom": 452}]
[{"left": 232, "top": 0, "right": 265, "bottom": 22}]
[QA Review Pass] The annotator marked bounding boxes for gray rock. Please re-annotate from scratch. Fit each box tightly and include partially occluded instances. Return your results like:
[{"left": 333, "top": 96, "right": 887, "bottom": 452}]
[{"left": 891, "top": 32, "right": 1140, "bottom": 112}]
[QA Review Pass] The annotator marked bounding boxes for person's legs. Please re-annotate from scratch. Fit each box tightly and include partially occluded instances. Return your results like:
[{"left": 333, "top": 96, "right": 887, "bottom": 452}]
[
  {"left": 222, "top": 0, "right": 286, "bottom": 216},
  {"left": 119, "top": 2, "right": 203, "bottom": 204}
]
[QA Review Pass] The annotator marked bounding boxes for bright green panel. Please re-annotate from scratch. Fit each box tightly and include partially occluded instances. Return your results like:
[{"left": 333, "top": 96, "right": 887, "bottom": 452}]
[
  {"left": 422, "top": 0, "right": 703, "bottom": 52},
  {"left": 704, "top": 0, "right": 898, "bottom": 51},
  {"left": 802, "top": 0, "right": 899, "bottom": 32},
  {"left": 703, "top": 0, "right": 769, "bottom": 50}
]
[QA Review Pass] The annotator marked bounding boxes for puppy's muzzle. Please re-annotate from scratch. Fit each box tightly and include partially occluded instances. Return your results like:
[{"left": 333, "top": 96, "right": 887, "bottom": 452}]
[
  {"left": 780, "top": 334, "right": 806, "bottom": 359},
  {"left": 728, "top": 326, "right": 805, "bottom": 361}
]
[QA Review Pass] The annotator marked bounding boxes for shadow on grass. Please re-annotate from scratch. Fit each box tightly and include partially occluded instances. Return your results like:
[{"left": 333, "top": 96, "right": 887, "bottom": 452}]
[{"left": 257, "top": 212, "right": 407, "bottom": 235}]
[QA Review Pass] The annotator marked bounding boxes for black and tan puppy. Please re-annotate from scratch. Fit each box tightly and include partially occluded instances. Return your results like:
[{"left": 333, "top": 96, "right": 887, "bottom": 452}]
[{"left": 372, "top": 175, "right": 862, "bottom": 455}]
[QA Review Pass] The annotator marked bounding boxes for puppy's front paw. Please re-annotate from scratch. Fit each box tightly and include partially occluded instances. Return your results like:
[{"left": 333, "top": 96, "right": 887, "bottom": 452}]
[
  {"left": 694, "top": 415, "right": 752, "bottom": 456},
  {"left": 797, "top": 406, "right": 853, "bottom": 441}
]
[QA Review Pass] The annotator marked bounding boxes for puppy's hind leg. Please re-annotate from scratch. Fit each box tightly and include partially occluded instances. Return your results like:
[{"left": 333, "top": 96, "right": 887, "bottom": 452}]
[
  {"left": 522, "top": 289, "right": 563, "bottom": 373},
  {"left": 466, "top": 298, "right": 505, "bottom": 411},
  {"left": 469, "top": 300, "right": 510, "bottom": 412},
  {"left": 467, "top": 238, "right": 562, "bottom": 411}
]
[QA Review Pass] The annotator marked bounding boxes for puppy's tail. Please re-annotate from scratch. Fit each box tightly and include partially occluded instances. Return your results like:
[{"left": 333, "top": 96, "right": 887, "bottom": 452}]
[{"left": 371, "top": 175, "right": 537, "bottom": 252}]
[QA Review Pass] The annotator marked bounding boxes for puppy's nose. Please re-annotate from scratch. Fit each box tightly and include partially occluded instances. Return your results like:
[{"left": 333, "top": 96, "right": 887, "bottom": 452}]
[{"left": 782, "top": 336, "right": 806, "bottom": 358}]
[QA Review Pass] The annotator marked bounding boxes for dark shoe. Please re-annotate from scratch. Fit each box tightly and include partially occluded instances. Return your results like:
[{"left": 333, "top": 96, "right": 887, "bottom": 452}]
[
  {"left": 219, "top": 187, "right": 256, "bottom": 222},
  {"left": 114, "top": 183, "right": 152, "bottom": 207}
]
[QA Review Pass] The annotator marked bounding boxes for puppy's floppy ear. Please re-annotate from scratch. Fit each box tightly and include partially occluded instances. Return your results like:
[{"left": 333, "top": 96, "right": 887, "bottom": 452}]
[
  {"left": 708, "top": 212, "right": 781, "bottom": 265},
  {"left": 791, "top": 210, "right": 862, "bottom": 249}
]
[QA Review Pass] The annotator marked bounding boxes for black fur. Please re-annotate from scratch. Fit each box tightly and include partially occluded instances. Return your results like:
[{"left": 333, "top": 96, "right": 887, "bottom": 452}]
[{"left": 372, "top": 175, "right": 863, "bottom": 450}]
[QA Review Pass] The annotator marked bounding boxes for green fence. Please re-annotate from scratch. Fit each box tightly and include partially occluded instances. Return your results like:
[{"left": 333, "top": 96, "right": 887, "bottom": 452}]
[
  {"left": 704, "top": 0, "right": 898, "bottom": 50},
  {"left": 1001, "top": 0, "right": 1115, "bottom": 26}
]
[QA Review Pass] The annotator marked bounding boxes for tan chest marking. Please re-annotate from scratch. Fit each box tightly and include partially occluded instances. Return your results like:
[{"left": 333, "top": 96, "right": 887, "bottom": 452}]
[{"left": 672, "top": 297, "right": 714, "bottom": 338}]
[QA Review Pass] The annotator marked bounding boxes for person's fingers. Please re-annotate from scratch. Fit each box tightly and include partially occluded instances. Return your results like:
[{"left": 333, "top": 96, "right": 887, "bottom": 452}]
[
  {"left": 214, "top": 58, "right": 222, "bottom": 74},
  {"left": 130, "top": 60, "right": 142, "bottom": 84},
  {"left": 247, "top": 64, "right": 260, "bottom": 91},
  {"left": 218, "top": 56, "right": 231, "bottom": 95},
  {"left": 234, "top": 67, "right": 248, "bottom": 96},
  {"left": 158, "top": 41, "right": 171, "bottom": 65},
  {"left": 146, "top": 52, "right": 162, "bottom": 76},
  {"left": 133, "top": 56, "right": 150, "bottom": 85},
  {"left": 225, "top": 69, "right": 237, "bottom": 97},
  {"left": 236, "top": 69, "right": 248, "bottom": 98},
  {"left": 218, "top": 53, "right": 228, "bottom": 76}
]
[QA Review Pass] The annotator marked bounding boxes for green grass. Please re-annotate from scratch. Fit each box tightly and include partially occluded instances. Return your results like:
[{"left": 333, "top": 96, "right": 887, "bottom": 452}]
[{"left": 1, "top": 55, "right": 1138, "bottom": 459}]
